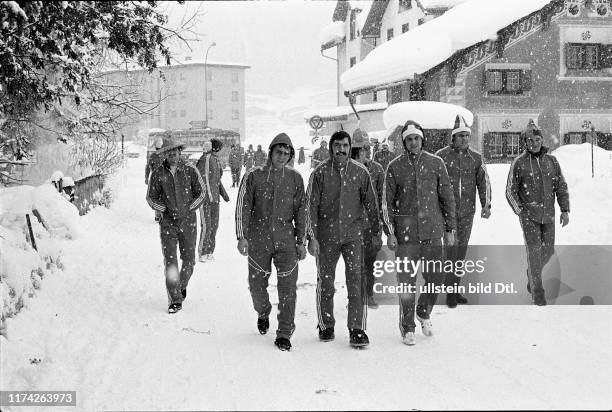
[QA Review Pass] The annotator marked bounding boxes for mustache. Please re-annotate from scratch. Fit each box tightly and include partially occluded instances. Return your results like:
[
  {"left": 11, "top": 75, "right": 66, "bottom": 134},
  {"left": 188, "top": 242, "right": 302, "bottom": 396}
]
[{"left": 334, "top": 151, "right": 347, "bottom": 156}]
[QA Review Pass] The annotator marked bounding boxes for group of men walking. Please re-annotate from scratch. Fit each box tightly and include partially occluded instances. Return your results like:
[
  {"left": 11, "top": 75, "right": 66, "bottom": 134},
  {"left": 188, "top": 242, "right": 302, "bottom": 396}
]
[{"left": 145, "top": 115, "right": 570, "bottom": 351}]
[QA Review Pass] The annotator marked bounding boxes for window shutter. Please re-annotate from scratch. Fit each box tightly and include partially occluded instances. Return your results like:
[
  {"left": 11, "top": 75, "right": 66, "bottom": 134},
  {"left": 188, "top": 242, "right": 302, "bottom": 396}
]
[
  {"left": 565, "top": 43, "right": 579, "bottom": 69},
  {"left": 600, "top": 44, "right": 612, "bottom": 68},
  {"left": 563, "top": 133, "right": 570, "bottom": 145},
  {"left": 485, "top": 70, "right": 495, "bottom": 92},
  {"left": 521, "top": 70, "right": 532, "bottom": 91},
  {"left": 483, "top": 133, "right": 492, "bottom": 160}
]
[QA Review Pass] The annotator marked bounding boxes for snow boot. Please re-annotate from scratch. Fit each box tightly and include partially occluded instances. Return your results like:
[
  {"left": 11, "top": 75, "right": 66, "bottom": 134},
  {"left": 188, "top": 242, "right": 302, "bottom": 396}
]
[
  {"left": 274, "top": 337, "right": 291, "bottom": 351},
  {"left": 446, "top": 293, "right": 458, "bottom": 308},
  {"left": 456, "top": 294, "right": 468, "bottom": 304},
  {"left": 181, "top": 289, "right": 187, "bottom": 299},
  {"left": 416, "top": 314, "right": 433, "bottom": 336},
  {"left": 318, "top": 326, "right": 335, "bottom": 342},
  {"left": 367, "top": 295, "right": 379, "bottom": 309},
  {"left": 402, "top": 332, "right": 416, "bottom": 346},
  {"left": 257, "top": 317, "right": 269, "bottom": 335},
  {"left": 349, "top": 329, "right": 369, "bottom": 348},
  {"left": 168, "top": 303, "right": 182, "bottom": 314}
]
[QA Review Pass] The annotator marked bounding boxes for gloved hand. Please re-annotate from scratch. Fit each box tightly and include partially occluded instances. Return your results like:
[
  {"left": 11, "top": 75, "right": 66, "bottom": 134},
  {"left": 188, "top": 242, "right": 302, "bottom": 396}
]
[
  {"left": 444, "top": 230, "right": 456, "bottom": 246},
  {"left": 560, "top": 212, "right": 569, "bottom": 227},
  {"left": 307, "top": 239, "right": 320, "bottom": 257},
  {"left": 387, "top": 234, "right": 398, "bottom": 251},
  {"left": 297, "top": 244, "right": 307, "bottom": 260},
  {"left": 481, "top": 205, "right": 491, "bottom": 219},
  {"left": 237, "top": 238, "right": 249, "bottom": 256}
]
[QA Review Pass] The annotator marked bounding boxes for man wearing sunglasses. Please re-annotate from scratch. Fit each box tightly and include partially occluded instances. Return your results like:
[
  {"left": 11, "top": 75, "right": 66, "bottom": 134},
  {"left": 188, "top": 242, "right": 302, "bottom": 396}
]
[{"left": 235, "top": 133, "right": 307, "bottom": 351}]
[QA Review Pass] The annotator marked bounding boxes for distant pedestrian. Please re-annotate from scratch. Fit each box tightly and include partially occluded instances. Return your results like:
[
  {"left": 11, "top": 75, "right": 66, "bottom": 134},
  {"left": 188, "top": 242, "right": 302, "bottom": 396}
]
[
  {"left": 146, "top": 138, "right": 206, "bottom": 314},
  {"left": 254, "top": 144, "right": 266, "bottom": 167},
  {"left": 229, "top": 144, "right": 243, "bottom": 187},
  {"left": 506, "top": 120, "right": 570, "bottom": 306},
  {"left": 236, "top": 133, "right": 307, "bottom": 351},
  {"left": 374, "top": 142, "right": 396, "bottom": 172},
  {"left": 196, "top": 139, "right": 230, "bottom": 262},
  {"left": 311, "top": 139, "right": 330, "bottom": 169},
  {"left": 244, "top": 144, "right": 255, "bottom": 170},
  {"left": 145, "top": 137, "right": 164, "bottom": 185},
  {"left": 298, "top": 147, "right": 306, "bottom": 164}
]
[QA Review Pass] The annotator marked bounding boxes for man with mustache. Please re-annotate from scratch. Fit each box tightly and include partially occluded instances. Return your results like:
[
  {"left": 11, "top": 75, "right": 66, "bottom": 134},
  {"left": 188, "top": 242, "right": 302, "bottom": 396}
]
[{"left": 306, "top": 130, "right": 380, "bottom": 348}]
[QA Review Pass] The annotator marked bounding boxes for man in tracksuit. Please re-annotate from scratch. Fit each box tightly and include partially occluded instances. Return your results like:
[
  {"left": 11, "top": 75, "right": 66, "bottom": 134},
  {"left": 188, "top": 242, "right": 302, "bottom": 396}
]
[
  {"left": 228, "top": 144, "right": 243, "bottom": 188},
  {"left": 146, "top": 138, "right": 206, "bottom": 313},
  {"left": 374, "top": 142, "right": 395, "bottom": 172},
  {"left": 307, "top": 130, "right": 380, "bottom": 348},
  {"left": 351, "top": 137, "right": 384, "bottom": 309},
  {"left": 235, "top": 133, "right": 307, "bottom": 351},
  {"left": 383, "top": 121, "right": 456, "bottom": 346},
  {"left": 196, "top": 139, "right": 230, "bottom": 262},
  {"left": 436, "top": 115, "right": 491, "bottom": 308},
  {"left": 506, "top": 121, "right": 570, "bottom": 306}
]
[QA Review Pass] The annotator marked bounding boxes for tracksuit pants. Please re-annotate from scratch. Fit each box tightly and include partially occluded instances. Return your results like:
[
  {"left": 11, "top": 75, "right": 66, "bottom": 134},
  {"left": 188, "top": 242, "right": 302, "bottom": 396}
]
[
  {"left": 396, "top": 238, "right": 444, "bottom": 335},
  {"left": 198, "top": 202, "right": 220, "bottom": 256},
  {"left": 445, "top": 215, "right": 474, "bottom": 293},
  {"left": 247, "top": 244, "right": 298, "bottom": 340},
  {"left": 519, "top": 216, "right": 555, "bottom": 301},
  {"left": 316, "top": 239, "right": 366, "bottom": 331},
  {"left": 363, "top": 232, "right": 381, "bottom": 298},
  {"left": 160, "top": 213, "right": 197, "bottom": 305},
  {"left": 231, "top": 168, "right": 241, "bottom": 187}
]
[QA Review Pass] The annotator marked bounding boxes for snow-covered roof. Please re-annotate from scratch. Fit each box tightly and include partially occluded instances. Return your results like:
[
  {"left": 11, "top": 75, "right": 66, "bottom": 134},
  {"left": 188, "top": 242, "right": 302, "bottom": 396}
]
[
  {"left": 383, "top": 101, "right": 474, "bottom": 129},
  {"left": 304, "top": 102, "right": 388, "bottom": 120},
  {"left": 174, "top": 59, "right": 251, "bottom": 69},
  {"left": 320, "top": 21, "right": 345, "bottom": 48},
  {"left": 418, "top": 0, "right": 468, "bottom": 10},
  {"left": 341, "top": 0, "right": 553, "bottom": 93}
]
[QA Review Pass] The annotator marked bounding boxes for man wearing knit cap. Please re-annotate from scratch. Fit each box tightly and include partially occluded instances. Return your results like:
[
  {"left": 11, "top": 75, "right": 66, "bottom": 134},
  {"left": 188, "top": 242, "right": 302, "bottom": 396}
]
[
  {"left": 436, "top": 115, "right": 491, "bottom": 308},
  {"left": 196, "top": 139, "right": 230, "bottom": 262},
  {"left": 383, "top": 120, "right": 456, "bottom": 346},
  {"left": 506, "top": 120, "right": 570, "bottom": 306},
  {"left": 307, "top": 130, "right": 380, "bottom": 348},
  {"left": 311, "top": 139, "right": 330, "bottom": 169},
  {"left": 235, "top": 133, "right": 307, "bottom": 351}
]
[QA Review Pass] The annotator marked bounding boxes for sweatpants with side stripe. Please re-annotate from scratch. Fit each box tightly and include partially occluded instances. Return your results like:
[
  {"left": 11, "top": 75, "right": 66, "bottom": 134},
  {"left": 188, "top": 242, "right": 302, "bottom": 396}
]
[
  {"left": 444, "top": 215, "right": 474, "bottom": 290},
  {"left": 160, "top": 213, "right": 197, "bottom": 305},
  {"left": 316, "top": 240, "right": 366, "bottom": 331},
  {"left": 198, "top": 202, "right": 219, "bottom": 256},
  {"left": 519, "top": 216, "right": 555, "bottom": 301},
  {"left": 395, "top": 239, "right": 444, "bottom": 335},
  {"left": 248, "top": 245, "right": 298, "bottom": 340}
]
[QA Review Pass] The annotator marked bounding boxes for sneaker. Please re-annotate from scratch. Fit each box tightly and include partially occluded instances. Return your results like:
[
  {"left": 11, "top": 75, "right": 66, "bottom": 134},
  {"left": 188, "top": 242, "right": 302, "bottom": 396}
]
[
  {"left": 456, "top": 294, "right": 468, "bottom": 305},
  {"left": 402, "top": 332, "right": 416, "bottom": 346},
  {"left": 274, "top": 337, "right": 291, "bottom": 351},
  {"left": 534, "top": 295, "right": 547, "bottom": 306},
  {"left": 168, "top": 303, "right": 182, "bottom": 314},
  {"left": 181, "top": 289, "right": 187, "bottom": 299},
  {"left": 318, "top": 327, "right": 335, "bottom": 342},
  {"left": 198, "top": 255, "right": 208, "bottom": 263},
  {"left": 446, "top": 294, "right": 457, "bottom": 308},
  {"left": 416, "top": 314, "right": 433, "bottom": 336},
  {"left": 257, "top": 317, "right": 269, "bottom": 335},
  {"left": 367, "top": 295, "right": 379, "bottom": 309},
  {"left": 349, "top": 329, "right": 370, "bottom": 348}
]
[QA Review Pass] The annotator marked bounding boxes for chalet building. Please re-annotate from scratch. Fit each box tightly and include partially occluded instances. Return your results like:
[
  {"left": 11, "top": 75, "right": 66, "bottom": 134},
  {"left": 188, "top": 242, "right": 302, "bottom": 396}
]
[
  {"left": 317, "top": 0, "right": 463, "bottom": 137},
  {"left": 340, "top": 0, "right": 612, "bottom": 162}
]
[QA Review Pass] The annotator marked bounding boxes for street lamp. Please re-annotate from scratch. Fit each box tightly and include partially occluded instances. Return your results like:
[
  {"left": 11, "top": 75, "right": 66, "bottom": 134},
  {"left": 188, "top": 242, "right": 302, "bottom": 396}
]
[{"left": 204, "top": 42, "right": 216, "bottom": 127}]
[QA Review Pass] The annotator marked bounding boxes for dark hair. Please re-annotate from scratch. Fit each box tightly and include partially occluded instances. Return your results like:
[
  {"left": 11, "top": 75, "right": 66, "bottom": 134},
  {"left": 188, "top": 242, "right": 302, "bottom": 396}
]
[
  {"left": 350, "top": 147, "right": 362, "bottom": 160},
  {"left": 270, "top": 143, "right": 294, "bottom": 162},
  {"left": 211, "top": 138, "right": 223, "bottom": 152},
  {"left": 329, "top": 130, "right": 351, "bottom": 151}
]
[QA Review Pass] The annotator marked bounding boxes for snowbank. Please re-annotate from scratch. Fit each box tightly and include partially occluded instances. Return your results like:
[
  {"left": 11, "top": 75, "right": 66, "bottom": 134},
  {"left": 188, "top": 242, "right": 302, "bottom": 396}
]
[
  {"left": 319, "top": 21, "right": 345, "bottom": 47},
  {"left": 0, "top": 184, "right": 80, "bottom": 326},
  {"left": 341, "top": 0, "right": 552, "bottom": 92},
  {"left": 383, "top": 101, "right": 474, "bottom": 129},
  {"left": 419, "top": 0, "right": 468, "bottom": 9}
]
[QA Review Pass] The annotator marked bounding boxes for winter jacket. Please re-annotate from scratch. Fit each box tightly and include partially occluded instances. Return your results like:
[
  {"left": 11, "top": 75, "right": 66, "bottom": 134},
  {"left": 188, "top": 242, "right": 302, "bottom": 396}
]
[
  {"left": 229, "top": 149, "right": 242, "bottom": 170},
  {"left": 373, "top": 149, "right": 396, "bottom": 172},
  {"left": 307, "top": 158, "right": 380, "bottom": 244},
  {"left": 196, "top": 152, "right": 227, "bottom": 204},
  {"left": 145, "top": 151, "right": 164, "bottom": 182},
  {"left": 311, "top": 147, "right": 330, "bottom": 168},
  {"left": 235, "top": 134, "right": 307, "bottom": 247},
  {"left": 254, "top": 150, "right": 266, "bottom": 167},
  {"left": 146, "top": 159, "right": 206, "bottom": 219},
  {"left": 506, "top": 147, "right": 570, "bottom": 224},
  {"left": 244, "top": 150, "right": 255, "bottom": 170},
  {"left": 436, "top": 146, "right": 491, "bottom": 218},
  {"left": 382, "top": 150, "right": 457, "bottom": 242}
]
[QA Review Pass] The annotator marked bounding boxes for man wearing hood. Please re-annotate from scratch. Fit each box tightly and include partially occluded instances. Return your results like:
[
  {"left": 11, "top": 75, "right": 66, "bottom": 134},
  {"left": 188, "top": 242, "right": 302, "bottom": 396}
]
[
  {"left": 307, "top": 130, "right": 380, "bottom": 348},
  {"left": 244, "top": 144, "right": 255, "bottom": 170},
  {"left": 506, "top": 121, "right": 570, "bottom": 306},
  {"left": 436, "top": 115, "right": 491, "bottom": 308},
  {"left": 235, "top": 133, "right": 307, "bottom": 352},
  {"left": 196, "top": 139, "right": 230, "bottom": 262},
  {"left": 383, "top": 120, "right": 456, "bottom": 346}
]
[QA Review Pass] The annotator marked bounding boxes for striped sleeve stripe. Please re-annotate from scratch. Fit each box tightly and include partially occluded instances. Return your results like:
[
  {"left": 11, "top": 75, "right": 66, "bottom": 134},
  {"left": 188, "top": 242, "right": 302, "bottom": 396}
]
[
  {"left": 146, "top": 195, "right": 166, "bottom": 212},
  {"left": 381, "top": 159, "right": 397, "bottom": 235},
  {"left": 305, "top": 169, "right": 316, "bottom": 240},
  {"left": 235, "top": 168, "right": 253, "bottom": 239},
  {"left": 352, "top": 160, "right": 380, "bottom": 219},
  {"left": 481, "top": 163, "right": 491, "bottom": 206},
  {"left": 505, "top": 156, "right": 522, "bottom": 214},
  {"left": 188, "top": 164, "right": 207, "bottom": 211}
]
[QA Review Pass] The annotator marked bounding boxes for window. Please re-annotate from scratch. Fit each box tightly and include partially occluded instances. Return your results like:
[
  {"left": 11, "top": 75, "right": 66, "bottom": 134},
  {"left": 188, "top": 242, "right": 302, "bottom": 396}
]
[
  {"left": 207, "top": 90, "right": 213, "bottom": 101},
  {"left": 388, "top": 85, "right": 402, "bottom": 104},
  {"left": 349, "top": 10, "right": 357, "bottom": 41},
  {"left": 418, "top": 18, "right": 425, "bottom": 26},
  {"left": 232, "top": 72, "right": 239, "bottom": 83},
  {"left": 207, "top": 109, "right": 213, "bottom": 120},
  {"left": 566, "top": 132, "right": 586, "bottom": 144},
  {"left": 399, "top": 0, "right": 412, "bottom": 12},
  {"left": 387, "top": 28, "right": 394, "bottom": 41},
  {"left": 486, "top": 132, "right": 522, "bottom": 158},
  {"left": 206, "top": 71, "right": 213, "bottom": 81},
  {"left": 232, "top": 91, "right": 239, "bottom": 102},
  {"left": 350, "top": 56, "right": 357, "bottom": 67},
  {"left": 402, "top": 23, "right": 410, "bottom": 33},
  {"left": 372, "top": 91, "right": 378, "bottom": 102},
  {"left": 485, "top": 69, "right": 531, "bottom": 95},
  {"left": 232, "top": 109, "right": 239, "bottom": 120},
  {"left": 566, "top": 43, "right": 601, "bottom": 69},
  {"left": 180, "top": 110, "right": 186, "bottom": 117}
]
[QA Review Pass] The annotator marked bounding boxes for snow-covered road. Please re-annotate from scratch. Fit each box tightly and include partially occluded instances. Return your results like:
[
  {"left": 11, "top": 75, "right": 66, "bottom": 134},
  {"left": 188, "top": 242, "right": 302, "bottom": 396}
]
[{"left": 2, "top": 150, "right": 611, "bottom": 410}]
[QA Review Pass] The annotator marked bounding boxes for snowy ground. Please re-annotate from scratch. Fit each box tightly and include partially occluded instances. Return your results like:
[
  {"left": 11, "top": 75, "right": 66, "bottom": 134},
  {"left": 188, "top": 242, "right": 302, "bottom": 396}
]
[{"left": 1, "top": 146, "right": 611, "bottom": 410}]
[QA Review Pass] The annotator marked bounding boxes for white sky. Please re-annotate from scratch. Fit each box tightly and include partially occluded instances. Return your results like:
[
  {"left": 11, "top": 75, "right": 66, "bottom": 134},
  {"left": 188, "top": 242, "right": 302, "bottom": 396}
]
[{"left": 165, "top": 1, "right": 337, "bottom": 99}]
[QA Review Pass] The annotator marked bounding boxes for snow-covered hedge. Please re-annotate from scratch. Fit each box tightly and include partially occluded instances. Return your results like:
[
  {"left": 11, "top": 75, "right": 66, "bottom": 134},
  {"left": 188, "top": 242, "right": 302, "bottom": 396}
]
[{"left": 0, "top": 184, "right": 80, "bottom": 334}]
